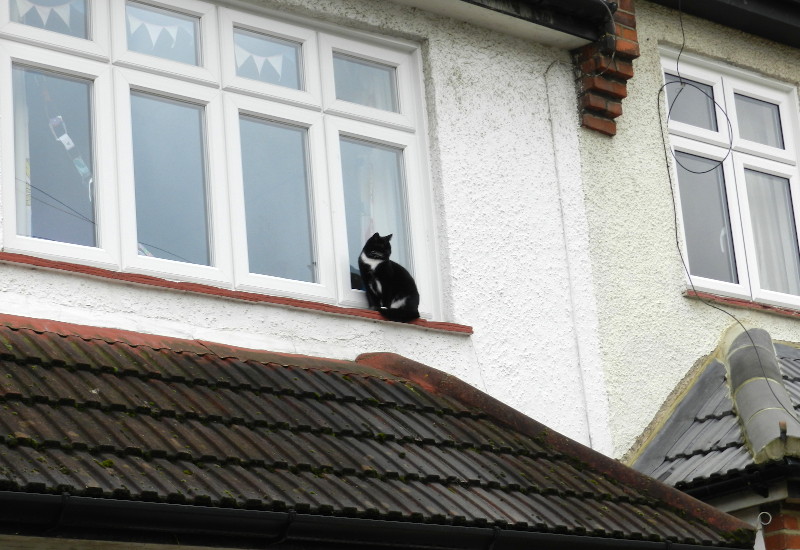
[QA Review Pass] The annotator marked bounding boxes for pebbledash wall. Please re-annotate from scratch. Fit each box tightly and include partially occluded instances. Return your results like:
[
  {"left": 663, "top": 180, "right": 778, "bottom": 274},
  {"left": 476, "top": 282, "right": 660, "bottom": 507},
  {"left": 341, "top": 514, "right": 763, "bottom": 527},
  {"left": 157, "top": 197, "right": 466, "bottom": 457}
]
[
  {"left": 581, "top": 1, "right": 800, "bottom": 458},
  {"left": 0, "top": 0, "right": 614, "bottom": 454}
]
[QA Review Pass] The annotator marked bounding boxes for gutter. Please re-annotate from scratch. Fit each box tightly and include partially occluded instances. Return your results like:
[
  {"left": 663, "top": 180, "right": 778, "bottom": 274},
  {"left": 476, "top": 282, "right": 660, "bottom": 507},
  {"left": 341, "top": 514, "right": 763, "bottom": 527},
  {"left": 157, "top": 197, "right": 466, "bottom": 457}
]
[
  {"left": 386, "top": 0, "right": 617, "bottom": 50},
  {"left": 683, "top": 459, "right": 800, "bottom": 503},
  {"left": 458, "top": 0, "right": 617, "bottom": 42},
  {"left": 0, "top": 491, "right": 753, "bottom": 550}
]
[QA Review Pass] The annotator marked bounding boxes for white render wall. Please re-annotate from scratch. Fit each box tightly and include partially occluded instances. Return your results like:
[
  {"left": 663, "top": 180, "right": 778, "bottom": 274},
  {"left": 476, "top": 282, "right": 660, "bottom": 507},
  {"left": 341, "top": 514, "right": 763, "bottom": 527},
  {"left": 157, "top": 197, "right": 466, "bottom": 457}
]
[
  {"left": 0, "top": 1, "right": 612, "bottom": 453},
  {"left": 581, "top": 1, "right": 800, "bottom": 459}
]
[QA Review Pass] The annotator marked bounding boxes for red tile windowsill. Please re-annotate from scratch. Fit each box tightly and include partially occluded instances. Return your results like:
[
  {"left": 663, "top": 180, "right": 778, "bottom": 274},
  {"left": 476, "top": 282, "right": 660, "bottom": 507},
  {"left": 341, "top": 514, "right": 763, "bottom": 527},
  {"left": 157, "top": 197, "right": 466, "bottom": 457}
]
[
  {"left": 685, "top": 289, "right": 800, "bottom": 321},
  {"left": 0, "top": 252, "right": 473, "bottom": 335}
]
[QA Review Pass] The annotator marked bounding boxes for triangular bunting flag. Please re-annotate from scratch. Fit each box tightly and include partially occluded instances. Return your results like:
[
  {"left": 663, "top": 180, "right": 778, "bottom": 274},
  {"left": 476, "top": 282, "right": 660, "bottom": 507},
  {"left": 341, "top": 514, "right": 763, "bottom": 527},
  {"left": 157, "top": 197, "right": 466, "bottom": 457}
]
[{"left": 267, "top": 54, "right": 283, "bottom": 78}]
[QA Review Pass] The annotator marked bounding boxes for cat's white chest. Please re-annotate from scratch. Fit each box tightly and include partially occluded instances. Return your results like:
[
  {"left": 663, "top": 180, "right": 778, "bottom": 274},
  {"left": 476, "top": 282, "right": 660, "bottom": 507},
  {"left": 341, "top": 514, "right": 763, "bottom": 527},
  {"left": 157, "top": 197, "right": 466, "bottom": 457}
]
[{"left": 359, "top": 253, "right": 383, "bottom": 270}]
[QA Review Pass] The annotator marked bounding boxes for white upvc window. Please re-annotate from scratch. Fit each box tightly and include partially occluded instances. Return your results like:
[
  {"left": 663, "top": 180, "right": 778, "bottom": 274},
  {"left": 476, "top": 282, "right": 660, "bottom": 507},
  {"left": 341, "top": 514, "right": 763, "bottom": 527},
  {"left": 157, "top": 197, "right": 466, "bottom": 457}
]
[
  {"left": 662, "top": 48, "right": 800, "bottom": 309},
  {"left": 0, "top": 0, "right": 439, "bottom": 319}
]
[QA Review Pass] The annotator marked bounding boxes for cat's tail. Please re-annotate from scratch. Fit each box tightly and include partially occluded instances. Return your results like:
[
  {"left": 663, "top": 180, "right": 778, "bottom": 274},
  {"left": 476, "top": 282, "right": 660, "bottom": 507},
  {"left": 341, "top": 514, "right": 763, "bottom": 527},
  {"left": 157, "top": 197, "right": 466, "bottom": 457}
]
[{"left": 379, "top": 306, "right": 420, "bottom": 323}]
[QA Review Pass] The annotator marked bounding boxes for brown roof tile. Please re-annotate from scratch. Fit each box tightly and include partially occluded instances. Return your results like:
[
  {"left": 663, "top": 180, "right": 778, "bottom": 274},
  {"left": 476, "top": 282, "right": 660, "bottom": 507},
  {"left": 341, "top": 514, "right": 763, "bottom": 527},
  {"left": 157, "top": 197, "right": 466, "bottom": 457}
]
[{"left": 0, "top": 313, "right": 753, "bottom": 547}]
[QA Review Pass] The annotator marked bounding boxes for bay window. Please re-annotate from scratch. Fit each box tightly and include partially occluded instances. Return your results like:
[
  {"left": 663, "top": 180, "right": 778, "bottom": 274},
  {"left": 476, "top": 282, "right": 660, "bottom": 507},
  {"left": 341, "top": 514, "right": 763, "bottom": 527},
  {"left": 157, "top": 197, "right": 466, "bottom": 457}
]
[
  {"left": 0, "top": 0, "right": 437, "bottom": 318},
  {"left": 663, "top": 49, "right": 800, "bottom": 309}
]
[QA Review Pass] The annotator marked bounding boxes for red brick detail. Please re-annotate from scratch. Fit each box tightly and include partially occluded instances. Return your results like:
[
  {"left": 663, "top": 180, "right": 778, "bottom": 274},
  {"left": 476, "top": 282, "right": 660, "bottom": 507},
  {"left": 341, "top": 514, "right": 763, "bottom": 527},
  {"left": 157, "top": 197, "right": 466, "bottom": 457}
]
[
  {"left": 580, "top": 92, "right": 622, "bottom": 118},
  {"left": 581, "top": 113, "right": 617, "bottom": 136},
  {"left": 0, "top": 252, "right": 473, "bottom": 335},
  {"left": 614, "top": 23, "right": 638, "bottom": 42},
  {"left": 685, "top": 290, "right": 800, "bottom": 322},
  {"left": 616, "top": 0, "right": 635, "bottom": 12},
  {"left": 580, "top": 75, "right": 628, "bottom": 99},
  {"left": 613, "top": 11, "right": 636, "bottom": 28},
  {"left": 765, "top": 511, "right": 800, "bottom": 534},
  {"left": 764, "top": 531, "right": 800, "bottom": 550},
  {"left": 572, "top": 0, "right": 639, "bottom": 136},
  {"left": 578, "top": 55, "right": 635, "bottom": 80},
  {"left": 614, "top": 37, "right": 641, "bottom": 58}
]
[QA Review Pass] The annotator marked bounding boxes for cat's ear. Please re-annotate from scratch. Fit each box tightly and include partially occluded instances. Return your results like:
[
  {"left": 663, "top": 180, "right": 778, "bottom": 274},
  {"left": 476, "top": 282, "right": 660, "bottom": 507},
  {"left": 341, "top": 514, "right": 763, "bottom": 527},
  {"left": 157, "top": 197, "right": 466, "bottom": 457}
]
[
  {"left": 371, "top": 232, "right": 380, "bottom": 239},
  {"left": 386, "top": 234, "right": 393, "bottom": 241}
]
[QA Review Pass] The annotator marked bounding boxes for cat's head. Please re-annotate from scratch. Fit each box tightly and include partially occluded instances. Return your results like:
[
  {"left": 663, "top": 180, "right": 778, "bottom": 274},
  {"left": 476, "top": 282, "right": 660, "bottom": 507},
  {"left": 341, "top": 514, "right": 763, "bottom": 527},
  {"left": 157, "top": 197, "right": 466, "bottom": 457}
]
[{"left": 362, "top": 232, "right": 392, "bottom": 259}]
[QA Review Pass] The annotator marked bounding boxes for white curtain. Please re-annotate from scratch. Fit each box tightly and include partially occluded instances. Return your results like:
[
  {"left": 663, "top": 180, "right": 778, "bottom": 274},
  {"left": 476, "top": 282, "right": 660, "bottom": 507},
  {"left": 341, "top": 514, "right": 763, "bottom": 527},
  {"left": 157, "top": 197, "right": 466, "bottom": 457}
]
[{"left": 745, "top": 169, "right": 800, "bottom": 295}]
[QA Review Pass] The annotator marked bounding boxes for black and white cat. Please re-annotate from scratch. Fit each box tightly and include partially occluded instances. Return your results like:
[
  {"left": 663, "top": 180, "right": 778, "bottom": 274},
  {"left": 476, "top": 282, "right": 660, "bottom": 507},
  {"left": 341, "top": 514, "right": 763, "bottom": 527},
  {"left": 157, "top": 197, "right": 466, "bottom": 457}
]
[{"left": 358, "top": 232, "right": 420, "bottom": 322}]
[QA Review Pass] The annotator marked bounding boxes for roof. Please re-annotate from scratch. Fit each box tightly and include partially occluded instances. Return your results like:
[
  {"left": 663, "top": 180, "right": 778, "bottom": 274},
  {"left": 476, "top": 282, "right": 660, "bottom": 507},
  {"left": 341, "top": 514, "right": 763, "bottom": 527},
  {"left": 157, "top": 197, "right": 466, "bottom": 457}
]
[
  {"left": 647, "top": 0, "right": 800, "bottom": 49},
  {"left": 0, "top": 313, "right": 754, "bottom": 548},
  {"left": 633, "top": 325, "right": 800, "bottom": 494}
]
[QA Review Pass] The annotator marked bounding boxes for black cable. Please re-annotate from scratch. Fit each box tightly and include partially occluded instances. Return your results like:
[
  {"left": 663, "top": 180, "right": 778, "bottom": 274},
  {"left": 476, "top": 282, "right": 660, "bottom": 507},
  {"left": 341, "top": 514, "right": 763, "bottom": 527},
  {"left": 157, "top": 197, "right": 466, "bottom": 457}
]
[{"left": 659, "top": 1, "right": 796, "bottom": 425}]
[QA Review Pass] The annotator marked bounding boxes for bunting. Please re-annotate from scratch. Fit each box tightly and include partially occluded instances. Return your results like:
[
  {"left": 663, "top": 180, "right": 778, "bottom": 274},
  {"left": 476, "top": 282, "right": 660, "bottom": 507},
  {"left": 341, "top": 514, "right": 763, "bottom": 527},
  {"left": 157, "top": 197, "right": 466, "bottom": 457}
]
[
  {"left": 234, "top": 41, "right": 284, "bottom": 79},
  {"left": 13, "top": 0, "right": 80, "bottom": 28},
  {"left": 127, "top": 12, "right": 182, "bottom": 49}
]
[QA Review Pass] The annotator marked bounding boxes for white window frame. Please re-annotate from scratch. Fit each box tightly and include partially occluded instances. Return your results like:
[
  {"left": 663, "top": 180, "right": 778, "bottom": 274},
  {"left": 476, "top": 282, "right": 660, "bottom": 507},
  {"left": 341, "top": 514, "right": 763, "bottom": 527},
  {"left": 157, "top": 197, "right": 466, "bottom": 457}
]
[
  {"left": 325, "top": 115, "right": 435, "bottom": 318},
  {"left": 110, "top": 0, "right": 220, "bottom": 85},
  {"left": 114, "top": 67, "right": 233, "bottom": 285},
  {"left": 662, "top": 47, "right": 800, "bottom": 310},
  {"left": 661, "top": 56, "right": 730, "bottom": 150},
  {"left": 224, "top": 93, "right": 336, "bottom": 302},
  {"left": 669, "top": 135, "right": 749, "bottom": 300},
  {"left": 0, "top": 0, "right": 110, "bottom": 60},
  {"left": 218, "top": 7, "right": 321, "bottom": 109},
  {"left": 733, "top": 154, "right": 800, "bottom": 309},
  {"left": 0, "top": 41, "right": 120, "bottom": 269},
  {"left": 319, "top": 33, "right": 418, "bottom": 131},
  {"left": 0, "top": 1, "right": 441, "bottom": 320},
  {"left": 723, "top": 74, "right": 798, "bottom": 165}
]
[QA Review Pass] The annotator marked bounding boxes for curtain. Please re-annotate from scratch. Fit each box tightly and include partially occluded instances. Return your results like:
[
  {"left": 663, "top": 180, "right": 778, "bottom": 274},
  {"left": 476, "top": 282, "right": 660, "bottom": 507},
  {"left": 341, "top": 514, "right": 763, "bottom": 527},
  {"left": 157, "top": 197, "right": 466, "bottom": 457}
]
[{"left": 745, "top": 169, "right": 800, "bottom": 295}]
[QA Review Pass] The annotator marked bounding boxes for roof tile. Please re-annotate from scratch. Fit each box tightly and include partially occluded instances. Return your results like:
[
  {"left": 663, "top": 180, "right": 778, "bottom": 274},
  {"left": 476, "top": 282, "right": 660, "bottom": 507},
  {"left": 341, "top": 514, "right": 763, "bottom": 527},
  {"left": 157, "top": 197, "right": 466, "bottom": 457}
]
[{"left": 0, "top": 315, "right": 752, "bottom": 547}]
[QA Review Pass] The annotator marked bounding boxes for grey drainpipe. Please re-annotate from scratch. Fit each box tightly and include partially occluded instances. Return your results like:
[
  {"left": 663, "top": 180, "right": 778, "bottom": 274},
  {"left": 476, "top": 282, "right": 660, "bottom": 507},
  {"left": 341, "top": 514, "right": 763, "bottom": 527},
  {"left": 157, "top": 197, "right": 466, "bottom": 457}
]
[{"left": 0, "top": 491, "right": 753, "bottom": 550}]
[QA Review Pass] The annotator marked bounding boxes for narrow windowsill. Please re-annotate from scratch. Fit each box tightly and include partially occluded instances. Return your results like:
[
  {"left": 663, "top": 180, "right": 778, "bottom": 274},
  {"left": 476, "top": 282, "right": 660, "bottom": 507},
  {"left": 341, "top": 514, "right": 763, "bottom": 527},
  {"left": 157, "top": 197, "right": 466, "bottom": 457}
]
[
  {"left": 685, "top": 289, "right": 800, "bottom": 321},
  {"left": 0, "top": 252, "right": 473, "bottom": 335}
]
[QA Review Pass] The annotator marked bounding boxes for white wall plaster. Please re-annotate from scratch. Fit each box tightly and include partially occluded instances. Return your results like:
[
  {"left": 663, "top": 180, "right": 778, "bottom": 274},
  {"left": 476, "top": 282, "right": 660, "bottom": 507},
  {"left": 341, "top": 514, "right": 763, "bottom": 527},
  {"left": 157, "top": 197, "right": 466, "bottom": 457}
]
[
  {"left": 580, "top": 1, "right": 800, "bottom": 458},
  {"left": 0, "top": 0, "right": 610, "bottom": 452}
]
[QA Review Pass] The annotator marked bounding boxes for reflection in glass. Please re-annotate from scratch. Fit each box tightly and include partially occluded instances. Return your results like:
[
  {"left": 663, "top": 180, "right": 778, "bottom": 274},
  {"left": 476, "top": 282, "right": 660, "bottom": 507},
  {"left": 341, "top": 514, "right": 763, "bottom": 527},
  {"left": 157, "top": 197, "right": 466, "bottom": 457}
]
[
  {"left": 240, "top": 116, "right": 315, "bottom": 282},
  {"left": 340, "top": 137, "right": 409, "bottom": 289},
  {"left": 10, "top": 0, "right": 88, "bottom": 39},
  {"left": 333, "top": 53, "right": 398, "bottom": 112},
  {"left": 745, "top": 169, "right": 800, "bottom": 295},
  {"left": 131, "top": 93, "right": 210, "bottom": 265},
  {"left": 675, "top": 152, "right": 736, "bottom": 283},
  {"left": 12, "top": 65, "right": 96, "bottom": 247},
  {"left": 664, "top": 73, "right": 717, "bottom": 132},
  {"left": 126, "top": 1, "right": 200, "bottom": 66},
  {"left": 735, "top": 94, "right": 784, "bottom": 149},
  {"left": 234, "top": 28, "right": 302, "bottom": 90}
]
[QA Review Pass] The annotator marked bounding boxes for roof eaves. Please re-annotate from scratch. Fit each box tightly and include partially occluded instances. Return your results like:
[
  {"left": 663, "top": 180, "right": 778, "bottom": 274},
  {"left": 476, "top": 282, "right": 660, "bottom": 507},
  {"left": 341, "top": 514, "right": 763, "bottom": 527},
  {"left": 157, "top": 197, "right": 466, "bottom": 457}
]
[
  {"left": 647, "top": 0, "right": 800, "bottom": 49},
  {"left": 1, "top": 491, "right": 755, "bottom": 550},
  {"left": 356, "top": 352, "right": 756, "bottom": 542}
]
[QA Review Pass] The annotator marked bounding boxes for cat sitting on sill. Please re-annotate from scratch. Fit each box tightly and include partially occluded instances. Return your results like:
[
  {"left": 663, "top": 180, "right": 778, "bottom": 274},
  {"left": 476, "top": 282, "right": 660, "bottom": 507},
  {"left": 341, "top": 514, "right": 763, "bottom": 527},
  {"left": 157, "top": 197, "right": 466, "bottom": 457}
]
[{"left": 358, "top": 232, "right": 420, "bottom": 323}]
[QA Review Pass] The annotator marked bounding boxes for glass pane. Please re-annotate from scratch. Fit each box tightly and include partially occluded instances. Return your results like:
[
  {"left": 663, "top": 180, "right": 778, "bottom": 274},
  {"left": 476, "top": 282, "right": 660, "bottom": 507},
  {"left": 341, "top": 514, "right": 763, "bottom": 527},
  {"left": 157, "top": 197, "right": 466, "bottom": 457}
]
[
  {"left": 240, "top": 116, "right": 315, "bottom": 282},
  {"left": 126, "top": 1, "right": 200, "bottom": 66},
  {"left": 333, "top": 53, "right": 398, "bottom": 113},
  {"left": 12, "top": 65, "right": 96, "bottom": 247},
  {"left": 674, "top": 152, "right": 737, "bottom": 283},
  {"left": 131, "top": 93, "right": 210, "bottom": 265},
  {"left": 664, "top": 73, "right": 717, "bottom": 132},
  {"left": 340, "top": 137, "right": 409, "bottom": 289},
  {"left": 10, "top": 0, "right": 88, "bottom": 39},
  {"left": 745, "top": 169, "right": 800, "bottom": 295},
  {"left": 234, "top": 28, "right": 302, "bottom": 90},
  {"left": 735, "top": 94, "right": 784, "bottom": 149}
]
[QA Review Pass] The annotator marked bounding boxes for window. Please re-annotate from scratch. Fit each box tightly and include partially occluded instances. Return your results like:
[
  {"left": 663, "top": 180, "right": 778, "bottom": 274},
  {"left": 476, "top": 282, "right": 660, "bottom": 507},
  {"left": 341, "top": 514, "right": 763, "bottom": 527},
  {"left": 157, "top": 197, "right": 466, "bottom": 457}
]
[
  {"left": 0, "top": 0, "right": 437, "bottom": 318},
  {"left": 662, "top": 49, "right": 800, "bottom": 309}
]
